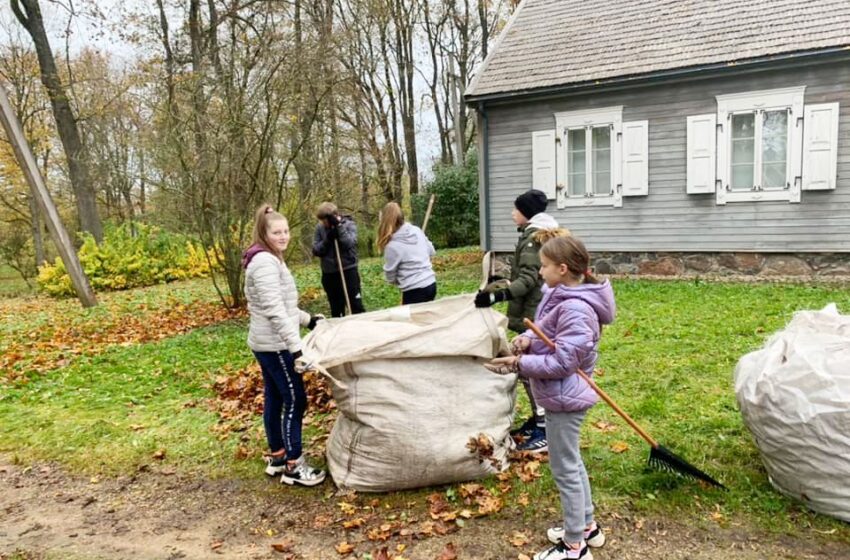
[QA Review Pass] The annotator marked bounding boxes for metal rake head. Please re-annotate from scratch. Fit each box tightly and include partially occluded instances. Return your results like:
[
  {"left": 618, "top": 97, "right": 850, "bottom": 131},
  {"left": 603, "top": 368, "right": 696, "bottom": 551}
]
[{"left": 648, "top": 445, "right": 726, "bottom": 489}]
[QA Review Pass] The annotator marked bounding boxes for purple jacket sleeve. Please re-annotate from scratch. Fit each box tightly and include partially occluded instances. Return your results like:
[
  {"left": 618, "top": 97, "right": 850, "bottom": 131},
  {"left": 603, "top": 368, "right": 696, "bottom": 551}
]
[{"left": 518, "top": 305, "right": 596, "bottom": 380}]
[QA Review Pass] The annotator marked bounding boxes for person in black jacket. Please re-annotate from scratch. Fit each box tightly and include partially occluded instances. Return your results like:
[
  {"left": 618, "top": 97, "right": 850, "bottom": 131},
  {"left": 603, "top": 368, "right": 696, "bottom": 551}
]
[{"left": 312, "top": 202, "right": 366, "bottom": 317}]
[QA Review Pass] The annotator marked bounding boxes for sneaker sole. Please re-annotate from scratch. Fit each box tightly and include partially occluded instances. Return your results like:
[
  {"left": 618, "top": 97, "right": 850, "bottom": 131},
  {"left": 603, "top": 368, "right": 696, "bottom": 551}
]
[
  {"left": 518, "top": 444, "right": 548, "bottom": 453},
  {"left": 533, "top": 548, "right": 593, "bottom": 560},
  {"left": 280, "top": 473, "right": 327, "bottom": 487}
]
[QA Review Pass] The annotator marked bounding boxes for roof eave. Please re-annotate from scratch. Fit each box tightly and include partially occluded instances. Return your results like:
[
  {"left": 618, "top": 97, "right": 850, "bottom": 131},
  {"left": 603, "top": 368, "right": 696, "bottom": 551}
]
[{"left": 464, "top": 46, "right": 850, "bottom": 104}]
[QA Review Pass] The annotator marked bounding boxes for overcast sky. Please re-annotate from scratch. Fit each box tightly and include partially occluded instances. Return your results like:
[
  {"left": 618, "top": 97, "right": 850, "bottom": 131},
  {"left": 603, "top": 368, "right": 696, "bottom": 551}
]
[{"left": 0, "top": 0, "right": 442, "bottom": 180}]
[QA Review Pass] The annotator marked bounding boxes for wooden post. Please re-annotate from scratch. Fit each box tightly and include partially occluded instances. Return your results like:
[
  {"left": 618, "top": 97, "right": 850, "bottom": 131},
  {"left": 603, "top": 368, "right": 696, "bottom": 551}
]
[
  {"left": 0, "top": 84, "right": 97, "bottom": 307},
  {"left": 421, "top": 193, "right": 436, "bottom": 233}
]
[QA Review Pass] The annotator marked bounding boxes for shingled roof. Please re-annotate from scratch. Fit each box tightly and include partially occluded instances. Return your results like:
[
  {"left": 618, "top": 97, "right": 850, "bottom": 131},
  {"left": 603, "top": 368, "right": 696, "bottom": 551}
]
[{"left": 466, "top": 0, "right": 850, "bottom": 100}]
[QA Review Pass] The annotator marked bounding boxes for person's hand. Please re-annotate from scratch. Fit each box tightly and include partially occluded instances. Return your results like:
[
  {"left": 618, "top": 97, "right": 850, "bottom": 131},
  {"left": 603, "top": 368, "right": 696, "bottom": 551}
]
[
  {"left": 326, "top": 214, "right": 340, "bottom": 228},
  {"left": 483, "top": 355, "right": 520, "bottom": 374},
  {"left": 327, "top": 226, "right": 338, "bottom": 240},
  {"left": 474, "top": 290, "right": 493, "bottom": 308},
  {"left": 308, "top": 314, "right": 325, "bottom": 331},
  {"left": 511, "top": 335, "right": 531, "bottom": 356},
  {"left": 474, "top": 289, "right": 511, "bottom": 308}
]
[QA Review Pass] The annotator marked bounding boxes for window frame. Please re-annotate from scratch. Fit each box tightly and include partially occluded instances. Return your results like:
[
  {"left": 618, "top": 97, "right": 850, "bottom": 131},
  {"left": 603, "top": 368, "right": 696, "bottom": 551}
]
[
  {"left": 554, "top": 106, "right": 623, "bottom": 208},
  {"left": 715, "top": 87, "right": 805, "bottom": 204}
]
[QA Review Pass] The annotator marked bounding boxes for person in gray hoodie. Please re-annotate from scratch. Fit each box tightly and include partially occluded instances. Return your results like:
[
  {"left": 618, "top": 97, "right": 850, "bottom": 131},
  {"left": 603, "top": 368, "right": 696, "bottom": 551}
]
[{"left": 377, "top": 201, "right": 437, "bottom": 305}]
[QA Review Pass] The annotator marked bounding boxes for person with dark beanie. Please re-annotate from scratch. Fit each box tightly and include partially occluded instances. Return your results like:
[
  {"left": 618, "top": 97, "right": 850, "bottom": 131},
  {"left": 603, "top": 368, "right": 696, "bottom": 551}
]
[{"left": 475, "top": 188, "right": 569, "bottom": 452}]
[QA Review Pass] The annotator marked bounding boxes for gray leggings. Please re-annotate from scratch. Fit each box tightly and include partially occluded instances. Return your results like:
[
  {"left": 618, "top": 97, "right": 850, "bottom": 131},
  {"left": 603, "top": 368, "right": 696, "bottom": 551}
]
[{"left": 546, "top": 410, "right": 594, "bottom": 543}]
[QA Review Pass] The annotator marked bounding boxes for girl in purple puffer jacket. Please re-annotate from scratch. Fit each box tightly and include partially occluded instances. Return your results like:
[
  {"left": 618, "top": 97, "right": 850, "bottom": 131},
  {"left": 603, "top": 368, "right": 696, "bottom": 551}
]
[{"left": 486, "top": 236, "right": 615, "bottom": 560}]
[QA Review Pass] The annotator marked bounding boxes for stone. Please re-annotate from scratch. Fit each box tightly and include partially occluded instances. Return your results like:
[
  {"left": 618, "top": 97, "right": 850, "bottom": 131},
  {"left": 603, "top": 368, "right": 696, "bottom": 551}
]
[
  {"left": 594, "top": 259, "right": 615, "bottom": 274},
  {"left": 638, "top": 256, "right": 684, "bottom": 276},
  {"left": 760, "top": 256, "right": 812, "bottom": 277},
  {"left": 683, "top": 254, "right": 714, "bottom": 273},
  {"left": 717, "top": 253, "right": 764, "bottom": 274}
]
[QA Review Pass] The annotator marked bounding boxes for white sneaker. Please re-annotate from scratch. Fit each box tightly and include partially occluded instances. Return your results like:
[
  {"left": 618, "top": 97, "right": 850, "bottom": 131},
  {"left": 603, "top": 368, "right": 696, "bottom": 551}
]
[
  {"left": 547, "top": 522, "right": 605, "bottom": 548},
  {"left": 533, "top": 540, "right": 592, "bottom": 560},
  {"left": 280, "top": 456, "right": 326, "bottom": 487},
  {"left": 264, "top": 455, "right": 288, "bottom": 476}
]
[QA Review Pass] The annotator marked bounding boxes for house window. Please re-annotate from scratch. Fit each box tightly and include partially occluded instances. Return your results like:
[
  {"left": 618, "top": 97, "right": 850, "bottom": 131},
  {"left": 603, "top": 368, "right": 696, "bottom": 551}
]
[
  {"left": 567, "top": 126, "right": 612, "bottom": 197},
  {"left": 555, "top": 106, "right": 623, "bottom": 207},
  {"left": 715, "top": 87, "right": 805, "bottom": 204},
  {"left": 729, "top": 109, "right": 789, "bottom": 191}
]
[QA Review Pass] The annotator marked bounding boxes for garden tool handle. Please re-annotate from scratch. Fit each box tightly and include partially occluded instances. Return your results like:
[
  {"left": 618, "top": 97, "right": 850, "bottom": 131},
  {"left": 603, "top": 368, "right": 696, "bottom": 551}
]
[
  {"left": 522, "top": 318, "right": 659, "bottom": 448},
  {"left": 334, "top": 238, "right": 352, "bottom": 316}
]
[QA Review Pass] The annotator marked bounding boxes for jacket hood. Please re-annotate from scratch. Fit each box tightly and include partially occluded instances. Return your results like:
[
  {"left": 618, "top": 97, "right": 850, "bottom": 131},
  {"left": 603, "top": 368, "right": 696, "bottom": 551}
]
[
  {"left": 241, "top": 243, "right": 267, "bottom": 269},
  {"left": 543, "top": 280, "right": 616, "bottom": 325},
  {"left": 392, "top": 222, "right": 419, "bottom": 245},
  {"left": 526, "top": 212, "right": 559, "bottom": 230}
]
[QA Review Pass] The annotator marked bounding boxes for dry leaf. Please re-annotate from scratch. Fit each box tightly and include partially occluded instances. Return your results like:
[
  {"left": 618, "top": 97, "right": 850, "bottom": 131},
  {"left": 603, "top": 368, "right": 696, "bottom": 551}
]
[
  {"left": 342, "top": 517, "right": 366, "bottom": 529},
  {"left": 152, "top": 449, "right": 166, "bottom": 460},
  {"left": 210, "top": 541, "right": 223, "bottom": 550},
  {"left": 509, "top": 531, "right": 529, "bottom": 547},
  {"left": 338, "top": 501, "right": 357, "bottom": 516},
  {"left": 335, "top": 541, "right": 355, "bottom": 555},
  {"left": 436, "top": 542, "right": 458, "bottom": 560},
  {"left": 610, "top": 441, "right": 629, "bottom": 453},
  {"left": 592, "top": 420, "right": 617, "bottom": 433},
  {"left": 519, "top": 554, "right": 532, "bottom": 560},
  {"left": 271, "top": 538, "right": 294, "bottom": 553}
]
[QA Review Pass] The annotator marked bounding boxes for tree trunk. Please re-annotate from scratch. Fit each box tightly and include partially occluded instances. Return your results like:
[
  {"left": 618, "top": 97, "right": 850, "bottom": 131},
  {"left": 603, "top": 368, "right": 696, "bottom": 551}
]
[{"left": 11, "top": 0, "right": 103, "bottom": 243}]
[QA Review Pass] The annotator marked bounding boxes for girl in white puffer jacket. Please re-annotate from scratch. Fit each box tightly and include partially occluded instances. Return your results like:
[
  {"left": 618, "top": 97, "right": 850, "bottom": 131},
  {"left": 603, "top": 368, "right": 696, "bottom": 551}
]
[{"left": 242, "top": 204, "right": 325, "bottom": 487}]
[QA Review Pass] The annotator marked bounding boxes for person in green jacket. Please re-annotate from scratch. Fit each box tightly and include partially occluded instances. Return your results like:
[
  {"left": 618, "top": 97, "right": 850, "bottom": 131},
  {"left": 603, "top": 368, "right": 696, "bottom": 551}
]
[{"left": 475, "top": 189, "right": 569, "bottom": 452}]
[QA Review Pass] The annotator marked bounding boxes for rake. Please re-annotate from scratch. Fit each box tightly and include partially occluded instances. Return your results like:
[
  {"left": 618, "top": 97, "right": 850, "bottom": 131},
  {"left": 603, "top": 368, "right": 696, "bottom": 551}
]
[{"left": 523, "top": 318, "right": 726, "bottom": 489}]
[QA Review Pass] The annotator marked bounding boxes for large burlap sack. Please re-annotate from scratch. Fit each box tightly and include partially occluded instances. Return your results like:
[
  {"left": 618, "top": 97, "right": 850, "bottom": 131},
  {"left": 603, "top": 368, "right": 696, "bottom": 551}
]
[
  {"left": 302, "top": 295, "right": 515, "bottom": 492},
  {"left": 734, "top": 304, "right": 850, "bottom": 521}
]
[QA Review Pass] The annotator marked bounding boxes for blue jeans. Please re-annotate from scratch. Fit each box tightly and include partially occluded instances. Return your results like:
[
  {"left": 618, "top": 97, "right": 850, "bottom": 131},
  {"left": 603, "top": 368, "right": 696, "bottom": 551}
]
[{"left": 253, "top": 350, "right": 306, "bottom": 459}]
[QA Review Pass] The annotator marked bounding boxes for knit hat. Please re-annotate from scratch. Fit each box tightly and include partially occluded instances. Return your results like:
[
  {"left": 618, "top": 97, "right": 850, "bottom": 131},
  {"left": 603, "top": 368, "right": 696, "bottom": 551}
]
[{"left": 514, "top": 189, "right": 548, "bottom": 219}]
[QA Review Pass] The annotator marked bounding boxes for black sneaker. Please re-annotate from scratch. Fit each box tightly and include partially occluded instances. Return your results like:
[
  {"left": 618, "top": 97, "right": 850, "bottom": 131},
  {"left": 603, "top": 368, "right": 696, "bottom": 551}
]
[
  {"left": 280, "top": 456, "right": 326, "bottom": 487},
  {"left": 264, "top": 454, "right": 288, "bottom": 476},
  {"left": 510, "top": 416, "right": 538, "bottom": 438},
  {"left": 516, "top": 427, "right": 548, "bottom": 453}
]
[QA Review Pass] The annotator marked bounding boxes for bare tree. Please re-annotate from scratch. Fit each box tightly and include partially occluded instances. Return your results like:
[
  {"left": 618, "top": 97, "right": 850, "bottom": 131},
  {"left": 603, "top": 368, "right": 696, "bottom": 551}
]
[{"left": 10, "top": 0, "right": 103, "bottom": 242}]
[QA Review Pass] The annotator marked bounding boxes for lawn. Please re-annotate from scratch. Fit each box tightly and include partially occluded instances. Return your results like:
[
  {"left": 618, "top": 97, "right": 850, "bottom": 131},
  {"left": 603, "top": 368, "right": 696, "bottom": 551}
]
[{"left": 1, "top": 248, "right": 849, "bottom": 545}]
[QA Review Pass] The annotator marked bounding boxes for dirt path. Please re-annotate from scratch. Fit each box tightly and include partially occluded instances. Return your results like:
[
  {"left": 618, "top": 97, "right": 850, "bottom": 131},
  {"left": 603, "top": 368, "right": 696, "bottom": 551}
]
[{"left": 2, "top": 461, "right": 848, "bottom": 560}]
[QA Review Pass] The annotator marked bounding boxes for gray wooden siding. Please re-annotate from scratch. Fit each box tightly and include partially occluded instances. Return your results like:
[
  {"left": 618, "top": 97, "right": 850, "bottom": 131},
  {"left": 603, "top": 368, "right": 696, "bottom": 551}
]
[{"left": 483, "top": 60, "right": 850, "bottom": 253}]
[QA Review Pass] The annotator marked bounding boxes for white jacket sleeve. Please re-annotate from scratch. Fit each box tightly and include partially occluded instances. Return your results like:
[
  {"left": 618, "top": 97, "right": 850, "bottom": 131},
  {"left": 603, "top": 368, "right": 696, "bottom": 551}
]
[
  {"left": 252, "top": 255, "right": 303, "bottom": 352},
  {"left": 383, "top": 242, "right": 401, "bottom": 286}
]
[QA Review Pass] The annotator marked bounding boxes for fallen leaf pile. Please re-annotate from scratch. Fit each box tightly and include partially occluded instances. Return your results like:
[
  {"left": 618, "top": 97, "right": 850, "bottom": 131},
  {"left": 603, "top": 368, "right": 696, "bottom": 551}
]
[
  {"left": 1, "top": 296, "right": 243, "bottom": 380},
  {"left": 209, "top": 363, "right": 336, "bottom": 440},
  {"left": 431, "top": 250, "right": 484, "bottom": 272}
]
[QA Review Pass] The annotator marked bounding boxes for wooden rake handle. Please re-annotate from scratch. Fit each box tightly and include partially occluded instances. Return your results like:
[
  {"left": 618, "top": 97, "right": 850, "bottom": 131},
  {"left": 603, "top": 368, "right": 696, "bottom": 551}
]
[{"left": 522, "top": 318, "right": 659, "bottom": 448}]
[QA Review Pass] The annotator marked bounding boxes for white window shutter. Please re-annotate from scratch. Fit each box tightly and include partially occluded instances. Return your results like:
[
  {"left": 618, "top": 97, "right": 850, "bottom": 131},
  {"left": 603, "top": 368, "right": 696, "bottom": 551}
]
[
  {"left": 532, "top": 130, "right": 557, "bottom": 199},
  {"left": 686, "top": 114, "right": 716, "bottom": 194},
  {"left": 802, "top": 102, "right": 840, "bottom": 191},
  {"left": 621, "top": 120, "right": 648, "bottom": 196}
]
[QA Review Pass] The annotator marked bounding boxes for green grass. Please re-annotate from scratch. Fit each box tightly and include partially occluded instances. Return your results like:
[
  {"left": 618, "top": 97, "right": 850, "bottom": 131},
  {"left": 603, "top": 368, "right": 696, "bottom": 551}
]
[
  {"left": 1, "top": 250, "right": 849, "bottom": 541},
  {"left": 0, "top": 264, "right": 34, "bottom": 298}
]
